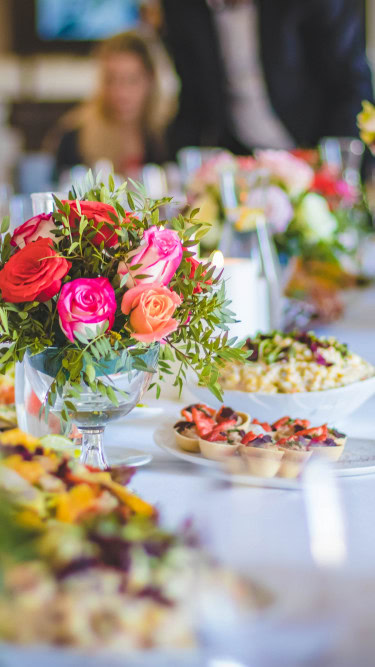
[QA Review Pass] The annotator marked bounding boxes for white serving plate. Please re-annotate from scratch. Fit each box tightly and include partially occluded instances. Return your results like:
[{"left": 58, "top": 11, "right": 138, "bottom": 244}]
[
  {"left": 123, "top": 405, "right": 165, "bottom": 420},
  {"left": 0, "top": 645, "right": 197, "bottom": 667},
  {"left": 154, "top": 422, "right": 375, "bottom": 490},
  {"left": 188, "top": 375, "right": 375, "bottom": 425}
]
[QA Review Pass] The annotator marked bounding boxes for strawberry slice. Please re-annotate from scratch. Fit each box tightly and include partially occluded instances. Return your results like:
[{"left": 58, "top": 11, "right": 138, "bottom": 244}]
[
  {"left": 272, "top": 416, "right": 291, "bottom": 430},
  {"left": 214, "top": 418, "right": 236, "bottom": 432},
  {"left": 241, "top": 431, "right": 260, "bottom": 445},
  {"left": 181, "top": 409, "right": 193, "bottom": 422},
  {"left": 252, "top": 418, "right": 272, "bottom": 432},
  {"left": 293, "top": 419, "right": 310, "bottom": 428},
  {"left": 293, "top": 424, "right": 327, "bottom": 438},
  {"left": 205, "top": 430, "right": 227, "bottom": 442},
  {"left": 192, "top": 406, "right": 215, "bottom": 437},
  {"left": 203, "top": 420, "right": 237, "bottom": 443}
]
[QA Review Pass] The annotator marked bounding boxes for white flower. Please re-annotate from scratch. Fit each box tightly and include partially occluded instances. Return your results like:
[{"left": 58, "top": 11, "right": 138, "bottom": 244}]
[{"left": 296, "top": 193, "right": 338, "bottom": 242}]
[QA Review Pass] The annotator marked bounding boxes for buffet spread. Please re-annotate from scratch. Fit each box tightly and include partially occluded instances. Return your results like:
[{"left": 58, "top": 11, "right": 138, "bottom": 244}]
[{"left": 1, "top": 122, "right": 375, "bottom": 662}]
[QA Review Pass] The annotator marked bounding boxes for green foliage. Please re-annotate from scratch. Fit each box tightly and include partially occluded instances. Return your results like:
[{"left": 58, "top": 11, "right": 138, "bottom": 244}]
[{"left": 0, "top": 174, "right": 246, "bottom": 432}]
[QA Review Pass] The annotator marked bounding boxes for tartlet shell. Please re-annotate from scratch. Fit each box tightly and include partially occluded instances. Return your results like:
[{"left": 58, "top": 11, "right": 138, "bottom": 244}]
[
  {"left": 308, "top": 437, "right": 346, "bottom": 462},
  {"left": 277, "top": 447, "right": 312, "bottom": 479},
  {"left": 174, "top": 430, "right": 200, "bottom": 453},
  {"left": 199, "top": 438, "right": 239, "bottom": 461},
  {"left": 239, "top": 445, "right": 284, "bottom": 478},
  {"left": 236, "top": 411, "right": 250, "bottom": 429}
]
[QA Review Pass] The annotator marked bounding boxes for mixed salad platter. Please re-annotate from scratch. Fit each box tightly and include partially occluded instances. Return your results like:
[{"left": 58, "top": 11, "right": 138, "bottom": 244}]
[
  {"left": 0, "top": 429, "right": 267, "bottom": 653},
  {"left": 219, "top": 331, "right": 374, "bottom": 394}
]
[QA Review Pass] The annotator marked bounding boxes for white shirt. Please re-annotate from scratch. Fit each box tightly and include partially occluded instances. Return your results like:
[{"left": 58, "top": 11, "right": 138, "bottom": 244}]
[{"left": 212, "top": 1, "right": 295, "bottom": 150}]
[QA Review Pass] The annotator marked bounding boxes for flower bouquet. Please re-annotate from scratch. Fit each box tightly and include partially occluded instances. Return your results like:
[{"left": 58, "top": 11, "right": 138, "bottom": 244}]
[
  {"left": 187, "top": 148, "right": 371, "bottom": 263},
  {"left": 0, "top": 173, "right": 244, "bottom": 466},
  {"left": 187, "top": 148, "right": 372, "bottom": 323}
]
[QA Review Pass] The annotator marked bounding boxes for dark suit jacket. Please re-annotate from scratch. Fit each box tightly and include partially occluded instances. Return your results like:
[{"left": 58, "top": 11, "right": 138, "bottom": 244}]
[{"left": 162, "top": 0, "right": 373, "bottom": 154}]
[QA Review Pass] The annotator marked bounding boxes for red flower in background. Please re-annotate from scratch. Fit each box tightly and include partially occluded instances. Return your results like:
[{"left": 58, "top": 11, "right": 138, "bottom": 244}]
[
  {"left": 290, "top": 148, "right": 320, "bottom": 168},
  {"left": 311, "top": 168, "right": 357, "bottom": 209}
]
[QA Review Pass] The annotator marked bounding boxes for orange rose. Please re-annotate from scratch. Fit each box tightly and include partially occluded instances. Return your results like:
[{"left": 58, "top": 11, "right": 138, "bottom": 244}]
[{"left": 121, "top": 283, "right": 182, "bottom": 343}]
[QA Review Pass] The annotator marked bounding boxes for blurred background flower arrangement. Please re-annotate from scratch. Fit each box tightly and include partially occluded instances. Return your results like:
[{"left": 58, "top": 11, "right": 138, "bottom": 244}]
[{"left": 184, "top": 145, "right": 374, "bottom": 324}]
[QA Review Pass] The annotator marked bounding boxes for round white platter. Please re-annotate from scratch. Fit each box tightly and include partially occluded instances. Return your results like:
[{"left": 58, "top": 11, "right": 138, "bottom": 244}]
[
  {"left": 153, "top": 422, "right": 375, "bottom": 490},
  {"left": 187, "top": 376, "right": 375, "bottom": 426}
]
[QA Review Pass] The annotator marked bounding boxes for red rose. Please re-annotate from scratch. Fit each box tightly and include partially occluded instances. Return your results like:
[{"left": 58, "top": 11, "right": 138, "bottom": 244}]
[
  {"left": 62, "top": 200, "right": 129, "bottom": 248},
  {"left": 0, "top": 238, "right": 71, "bottom": 303}
]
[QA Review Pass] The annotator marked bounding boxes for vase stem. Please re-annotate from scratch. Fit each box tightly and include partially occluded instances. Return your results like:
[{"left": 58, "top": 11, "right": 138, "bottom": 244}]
[{"left": 79, "top": 427, "right": 108, "bottom": 469}]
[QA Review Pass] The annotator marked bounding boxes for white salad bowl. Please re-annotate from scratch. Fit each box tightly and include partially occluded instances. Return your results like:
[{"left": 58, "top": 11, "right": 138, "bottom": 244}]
[{"left": 188, "top": 375, "right": 375, "bottom": 425}]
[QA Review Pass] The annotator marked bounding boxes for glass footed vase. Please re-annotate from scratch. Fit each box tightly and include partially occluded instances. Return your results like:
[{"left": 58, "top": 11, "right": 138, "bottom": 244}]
[{"left": 22, "top": 344, "right": 160, "bottom": 469}]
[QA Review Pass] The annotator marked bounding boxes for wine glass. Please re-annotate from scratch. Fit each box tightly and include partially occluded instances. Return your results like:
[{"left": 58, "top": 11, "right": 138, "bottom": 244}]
[{"left": 30, "top": 191, "right": 67, "bottom": 216}]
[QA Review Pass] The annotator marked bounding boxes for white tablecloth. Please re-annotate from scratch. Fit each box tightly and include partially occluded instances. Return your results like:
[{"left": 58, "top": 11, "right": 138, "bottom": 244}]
[
  {"left": 105, "top": 287, "right": 375, "bottom": 577},
  {"left": 3, "top": 288, "right": 375, "bottom": 667}
]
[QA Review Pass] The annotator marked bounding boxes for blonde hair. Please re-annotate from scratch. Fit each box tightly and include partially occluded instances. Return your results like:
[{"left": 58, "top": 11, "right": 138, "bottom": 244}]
[{"left": 60, "top": 31, "right": 177, "bottom": 169}]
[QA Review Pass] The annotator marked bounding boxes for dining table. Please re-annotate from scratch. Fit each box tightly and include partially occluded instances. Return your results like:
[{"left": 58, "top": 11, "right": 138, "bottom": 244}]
[
  {"left": 3, "top": 286, "right": 375, "bottom": 667},
  {"left": 107, "top": 285, "right": 375, "bottom": 665},
  {"left": 106, "top": 287, "right": 375, "bottom": 574}
]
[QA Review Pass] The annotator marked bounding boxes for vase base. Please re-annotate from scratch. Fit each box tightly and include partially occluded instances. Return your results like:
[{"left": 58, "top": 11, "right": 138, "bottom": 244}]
[{"left": 104, "top": 446, "right": 152, "bottom": 468}]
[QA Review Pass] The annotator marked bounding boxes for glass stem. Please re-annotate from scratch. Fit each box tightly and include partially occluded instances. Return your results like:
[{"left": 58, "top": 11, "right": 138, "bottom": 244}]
[{"left": 79, "top": 427, "right": 109, "bottom": 469}]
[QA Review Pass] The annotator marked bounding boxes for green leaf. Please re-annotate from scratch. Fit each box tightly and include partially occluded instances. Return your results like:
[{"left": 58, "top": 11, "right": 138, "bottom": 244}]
[
  {"left": 106, "top": 385, "right": 119, "bottom": 406},
  {"left": 1, "top": 216, "right": 10, "bottom": 233},
  {"left": 85, "top": 364, "right": 96, "bottom": 383}
]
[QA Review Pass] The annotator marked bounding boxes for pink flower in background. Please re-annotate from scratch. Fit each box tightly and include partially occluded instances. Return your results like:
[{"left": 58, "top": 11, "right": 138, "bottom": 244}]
[
  {"left": 247, "top": 185, "right": 294, "bottom": 233},
  {"left": 188, "top": 151, "right": 237, "bottom": 197},
  {"left": 255, "top": 150, "right": 314, "bottom": 196},
  {"left": 57, "top": 277, "right": 117, "bottom": 343},
  {"left": 10, "top": 213, "right": 56, "bottom": 249},
  {"left": 121, "top": 282, "right": 182, "bottom": 343},
  {"left": 118, "top": 228, "right": 183, "bottom": 287},
  {"left": 236, "top": 156, "right": 257, "bottom": 171}
]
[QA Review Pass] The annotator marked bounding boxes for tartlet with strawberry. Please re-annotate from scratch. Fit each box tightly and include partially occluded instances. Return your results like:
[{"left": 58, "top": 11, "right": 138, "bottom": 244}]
[
  {"left": 272, "top": 416, "right": 347, "bottom": 465},
  {"left": 174, "top": 404, "right": 249, "bottom": 454},
  {"left": 173, "top": 404, "right": 347, "bottom": 479},
  {"left": 238, "top": 421, "right": 284, "bottom": 477}
]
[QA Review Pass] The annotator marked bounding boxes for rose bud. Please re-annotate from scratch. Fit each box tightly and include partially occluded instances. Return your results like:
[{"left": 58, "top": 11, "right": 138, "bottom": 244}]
[{"left": 57, "top": 277, "right": 117, "bottom": 343}]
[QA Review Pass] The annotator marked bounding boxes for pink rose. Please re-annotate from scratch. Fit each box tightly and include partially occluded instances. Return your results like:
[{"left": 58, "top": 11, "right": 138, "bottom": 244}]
[
  {"left": 10, "top": 213, "right": 56, "bottom": 249},
  {"left": 118, "top": 228, "right": 182, "bottom": 287},
  {"left": 246, "top": 185, "right": 293, "bottom": 233},
  {"left": 255, "top": 150, "right": 314, "bottom": 196},
  {"left": 57, "top": 277, "right": 117, "bottom": 343},
  {"left": 121, "top": 282, "right": 182, "bottom": 343}
]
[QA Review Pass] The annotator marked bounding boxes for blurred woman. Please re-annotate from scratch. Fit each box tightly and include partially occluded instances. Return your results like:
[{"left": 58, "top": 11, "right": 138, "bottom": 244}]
[{"left": 54, "top": 31, "right": 175, "bottom": 178}]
